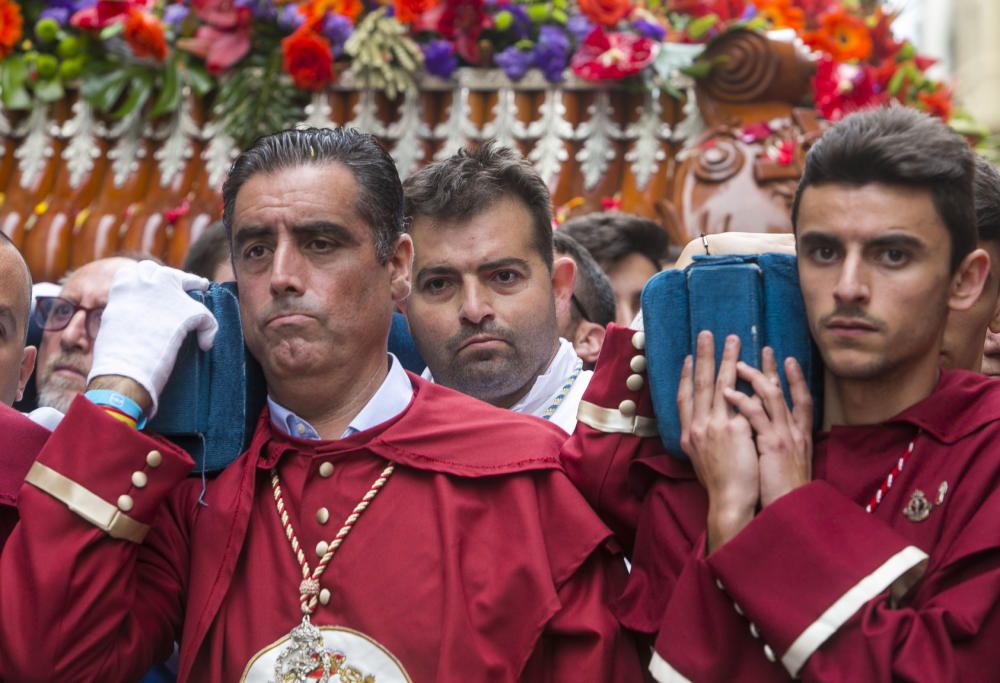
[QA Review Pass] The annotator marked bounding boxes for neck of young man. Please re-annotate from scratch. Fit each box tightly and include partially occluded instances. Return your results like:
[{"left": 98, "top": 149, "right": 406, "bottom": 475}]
[
  {"left": 821, "top": 352, "right": 941, "bottom": 430},
  {"left": 267, "top": 352, "right": 391, "bottom": 441}
]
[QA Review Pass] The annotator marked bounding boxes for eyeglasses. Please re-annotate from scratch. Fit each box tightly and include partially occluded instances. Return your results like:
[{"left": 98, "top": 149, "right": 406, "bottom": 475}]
[
  {"left": 571, "top": 294, "right": 592, "bottom": 323},
  {"left": 34, "top": 296, "right": 105, "bottom": 339}
]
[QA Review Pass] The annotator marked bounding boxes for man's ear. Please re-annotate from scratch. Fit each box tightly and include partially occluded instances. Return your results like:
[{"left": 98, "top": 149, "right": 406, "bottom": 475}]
[
  {"left": 389, "top": 233, "right": 414, "bottom": 304},
  {"left": 572, "top": 321, "right": 606, "bottom": 366},
  {"left": 16, "top": 345, "right": 36, "bottom": 402},
  {"left": 949, "top": 247, "right": 991, "bottom": 313},
  {"left": 552, "top": 256, "right": 576, "bottom": 321}
]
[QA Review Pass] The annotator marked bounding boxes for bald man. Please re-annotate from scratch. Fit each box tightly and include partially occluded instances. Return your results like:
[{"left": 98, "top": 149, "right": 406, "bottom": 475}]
[
  {"left": 33, "top": 257, "right": 136, "bottom": 413},
  {"left": 0, "top": 234, "right": 35, "bottom": 407}
]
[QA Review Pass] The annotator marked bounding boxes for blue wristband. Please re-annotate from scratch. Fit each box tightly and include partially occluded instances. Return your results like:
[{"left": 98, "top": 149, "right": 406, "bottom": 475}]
[{"left": 85, "top": 389, "right": 148, "bottom": 430}]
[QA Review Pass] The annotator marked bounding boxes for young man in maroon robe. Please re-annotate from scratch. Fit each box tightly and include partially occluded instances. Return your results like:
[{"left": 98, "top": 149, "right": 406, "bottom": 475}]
[
  {"left": 0, "top": 128, "right": 642, "bottom": 682},
  {"left": 563, "top": 106, "right": 1000, "bottom": 681}
]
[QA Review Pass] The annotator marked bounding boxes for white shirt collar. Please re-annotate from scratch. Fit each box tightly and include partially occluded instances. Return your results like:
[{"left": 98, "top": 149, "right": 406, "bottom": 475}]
[
  {"left": 421, "top": 337, "right": 585, "bottom": 421},
  {"left": 268, "top": 353, "right": 413, "bottom": 440},
  {"left": 509, "top": 338, "right": 584, "bottom": 418}
]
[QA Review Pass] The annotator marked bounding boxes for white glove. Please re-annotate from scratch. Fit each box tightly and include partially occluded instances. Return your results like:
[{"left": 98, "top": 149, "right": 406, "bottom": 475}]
[{"left": 88, "top": 260, "right": 219, "bottom": 418}]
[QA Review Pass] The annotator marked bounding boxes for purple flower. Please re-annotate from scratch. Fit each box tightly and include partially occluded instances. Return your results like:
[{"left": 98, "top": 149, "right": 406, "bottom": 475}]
[
  {"left": 235, "top": 0, "right": 277, "bottom": 21},
  {"left": 633, "top": 18, "right": 665, "bottom": 41},
  {"left": 495, "top": 46, "right": 533, "bottom": 81},
  {"left": 278, "top": 4, "right": 305, "bottom": 30},
  {"left": 162, "top": 4, "right": 190, "bottom": 29},
  {"left": 507, "top": 5, "right": 532, "bottom": 39},
  {"left": 533, "top": 25, "right": 569, "bottom": 83},
  {"left": 322, "top": 13, "right": 353, "bottom": 56},
  {"left": 40, "top": 7, "right": 71, "bottom": 25},
  {"left": 422, "top": 40, "right": 458, "bottom": 79},
  {"left": 566, "top": 14, "right": 594, "bottom": 43}
]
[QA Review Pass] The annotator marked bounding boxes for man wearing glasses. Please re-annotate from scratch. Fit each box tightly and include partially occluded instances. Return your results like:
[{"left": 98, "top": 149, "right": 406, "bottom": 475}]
[
  {"left": 553, "top": 231, "right": 616, "bottom": 370},
  {"left": 402, "top": 143, "right": 593, "bottom": 434},
  {"left": 32, "top": 257, "right": 135, "bottom": 415}
]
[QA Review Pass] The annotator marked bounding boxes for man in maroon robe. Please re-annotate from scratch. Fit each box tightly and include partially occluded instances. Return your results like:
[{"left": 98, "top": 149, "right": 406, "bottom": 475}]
[
  {"left": 0, "top": 128, "right": 642, "bottom": 682},
  {"left": 564, "top": 107, "right": 1000, "bottom": 681}
]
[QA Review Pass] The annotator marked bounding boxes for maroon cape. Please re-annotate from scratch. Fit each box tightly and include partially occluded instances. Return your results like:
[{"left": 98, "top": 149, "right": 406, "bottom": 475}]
[
  {"left": 0, "top": 374, "right": 642, "bottom": 682},
  {"left": 563, "top": 324, "right": 1000, "bottom": 682},
  {"left": 0, "top": 403, "right": 49, "bottom": 551}
]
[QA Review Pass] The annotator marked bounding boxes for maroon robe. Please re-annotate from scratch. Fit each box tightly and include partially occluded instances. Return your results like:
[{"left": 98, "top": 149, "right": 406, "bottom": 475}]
[
  {"left": 563, "top": 324, "right": 1000, "bottom": 682},
  {"left": 0, "top": 403, "right": 49, "bottom": 552},
  {"left": 0, "top": 374, "right": 643, "bottom": 682}
]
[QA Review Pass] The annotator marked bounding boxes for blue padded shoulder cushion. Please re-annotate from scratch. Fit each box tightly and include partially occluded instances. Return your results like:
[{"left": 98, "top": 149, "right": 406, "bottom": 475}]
[
  {"left": 640, "top": 253, "right": 822, "bottom": 460},
  {"left": 150, "top": 283, "right": 424, "bottom": 472}
]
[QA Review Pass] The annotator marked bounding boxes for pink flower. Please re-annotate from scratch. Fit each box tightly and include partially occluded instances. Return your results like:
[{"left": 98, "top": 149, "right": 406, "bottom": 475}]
[
  {"left": 570, "top": 27, "right": 658, "bottom": 81},
  {"left": 176, "top": 1, "right": 252, "bottom": 74},
  {"left": 70, "top": 0, "right": 154, "bottom": 30}
]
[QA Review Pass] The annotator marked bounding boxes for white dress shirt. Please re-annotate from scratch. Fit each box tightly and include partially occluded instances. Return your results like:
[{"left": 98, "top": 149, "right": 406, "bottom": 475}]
[{"left": 268, "top": 354, "right": 413, "bottom": 441}]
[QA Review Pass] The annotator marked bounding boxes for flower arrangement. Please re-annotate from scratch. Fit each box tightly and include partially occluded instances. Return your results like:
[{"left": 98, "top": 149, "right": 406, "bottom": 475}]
[{"left": 0, "top": 0, "right": 957, "bottom": 147}]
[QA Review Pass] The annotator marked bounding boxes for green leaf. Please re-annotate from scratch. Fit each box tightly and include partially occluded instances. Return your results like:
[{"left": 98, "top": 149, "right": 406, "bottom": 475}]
[
  {"left": 182, "top": 61, "right": 214, "bottom": 98},
  {"left": 888, "top": 68, "right": 906, "bottom": 96},
  {"left": 680, "top": 58, "right": 715, "bottom": 80},
  {"left": 33, "top": 77, "right": 65, "bottom": 103},
  {"left": 113, "top": 69, "right": 154, "bottom": 119},
  {"left": 100, "top": 22, "right": 124, "bottom": 40},
  {"left": 687, "top": 14, "right": 719, "bottom": 40},
  {"left": 0, "top": 56, "right": 32, "bottom": 110},
  {"left": 149, "top": 55, "right": 181, "bottom": 118},
  {"left": 81, "top": 68, "right": 131, "bottom": 112}
]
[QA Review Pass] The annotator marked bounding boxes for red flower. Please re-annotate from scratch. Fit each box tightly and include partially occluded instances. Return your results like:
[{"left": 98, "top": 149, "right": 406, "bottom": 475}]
[
  {"left": 123, "top": 7, "right": 168, "bottom": 61},
  {"left": 571, "top": 27, "right": 658, "bottom": 81},
  {"left": 667, "top": 0, "right": 747, "bottom": 21},
  {"left": 176, "top": 3, "right": 252, "bottom": 74},
  {"left": 424, "top": 0, "right": 489, "bottom": 63},
  {"left": 812, "top": 56, "right": 883, "bottom": 121},
  {"left": 394, "top": 0, "right": 438, "bottom": 25},
  {"left": 282, "top": 24, "right": 334, "bottom": 91},
  {"left": 918, "top": 86, "right": 952, "bottom": 121},
  {"left": 578, "top": 0, "right": 633, "bottom": 27},
  {"left": 71, "top": 0, "right": 154, "bottom": 30},
  {"left": 867, "top": 8, "right": 902, "bottom": 62},
  {"left": 0, "top": 0, "right": 23, "bottom": 60}
]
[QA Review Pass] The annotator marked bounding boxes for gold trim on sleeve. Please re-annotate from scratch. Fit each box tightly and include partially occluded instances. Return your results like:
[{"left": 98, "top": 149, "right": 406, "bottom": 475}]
[
  {"left": 24, "top": 461, "right": 150, "bottom": 544},
  {"left": 577, "top": 400, "right": 659, "bottom": 437}
]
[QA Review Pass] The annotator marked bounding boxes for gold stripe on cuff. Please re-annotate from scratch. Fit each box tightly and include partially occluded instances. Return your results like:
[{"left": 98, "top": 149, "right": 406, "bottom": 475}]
[
  {"left": 577, "top": 400, "right": 659, "bottom": 437},
  {"left": 781, "top": 544, "right": 929, "bottom": 676},
  {"left": 24, "top": 461, "right": 150, "bottom": 544}
]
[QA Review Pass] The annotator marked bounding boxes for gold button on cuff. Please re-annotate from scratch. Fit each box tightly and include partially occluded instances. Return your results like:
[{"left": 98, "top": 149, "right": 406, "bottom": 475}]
[
  {"left": 146, "top": 450, "right": 162, "bottom": 468},
  {"left": 117, "top": 494, "right": 134, "bottom": 513},
  {"left": 626, "top": 374, "right": 644, "bottom": 391},
  {"left": 629, "top": 355, "right": 647, "bottom": 373},
  {"left": 319, "top": 588, "right": 331, "bottom": 606},
  {"left": 316, "top": 507, "right": 330, "bottom": 525},
  {"left": 318, "top": 462, "right": 334, "bottom": 478},
  {"left": 764, "top": 645, "right": 776, "bottom": 662},
  {"left": 131, "top": 471, "right": 148, "bottom": 488},
  {"left": 631, "top": 331, "right": 646, "bottom": 350},
  {"left": 618, "top": 399, "right": 637, "bottom": 417},
  {"left": 316, "top": 540, "right": 329, "bottom": 557}
]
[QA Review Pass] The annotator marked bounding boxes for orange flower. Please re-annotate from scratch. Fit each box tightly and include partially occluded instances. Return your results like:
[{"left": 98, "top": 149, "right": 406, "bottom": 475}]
[
  {"left": 578, "top": 0, "right": 633, "bottom": 27},
  {"left": 300, "top": 0, "right": 363, "bottom": 23},
  {"left": 0, "top": 0, "right": 23, "bottom": 60},
  {"left": 753, "top": 0, "right": 804, "bottom": 32},
  {"left": 394, "top": 0, "right": 438, "bottom": 24},
  {"left": 806, "top": 9, "right": 872, "bottom": 62},
  {"left": 282, "top": 24, "right": 334, "bottom": 91},
  {"left": 123, "top": 7, "right": 168, "bottom": 62},
  {"left": 918, "top": 86, "right": 952, "bottom": 121}
]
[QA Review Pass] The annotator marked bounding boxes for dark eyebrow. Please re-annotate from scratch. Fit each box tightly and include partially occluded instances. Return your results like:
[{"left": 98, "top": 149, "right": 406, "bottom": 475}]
[
  {"left": 415, "top": 264, "right": 459, "bottom": 286},
  {"left": 476, "top": 257, "right": 531, "bottom": 275},
  {"left": 0, "top": 305, "right": 18, "bottom": 337},
  {"left": 865, "top": 234, "right": 927, "bottom": 253},
  {"left": 797, "top": 231, "right": 842, "bottom": 250},
  {"left": 232, "top": 222, "right": 360, "bottom": 251}
]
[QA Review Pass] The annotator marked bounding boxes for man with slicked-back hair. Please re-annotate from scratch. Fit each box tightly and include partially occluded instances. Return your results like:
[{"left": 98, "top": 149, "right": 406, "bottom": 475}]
[{"left": 0, "top": 128, "right": 642, "bottom": 682}]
